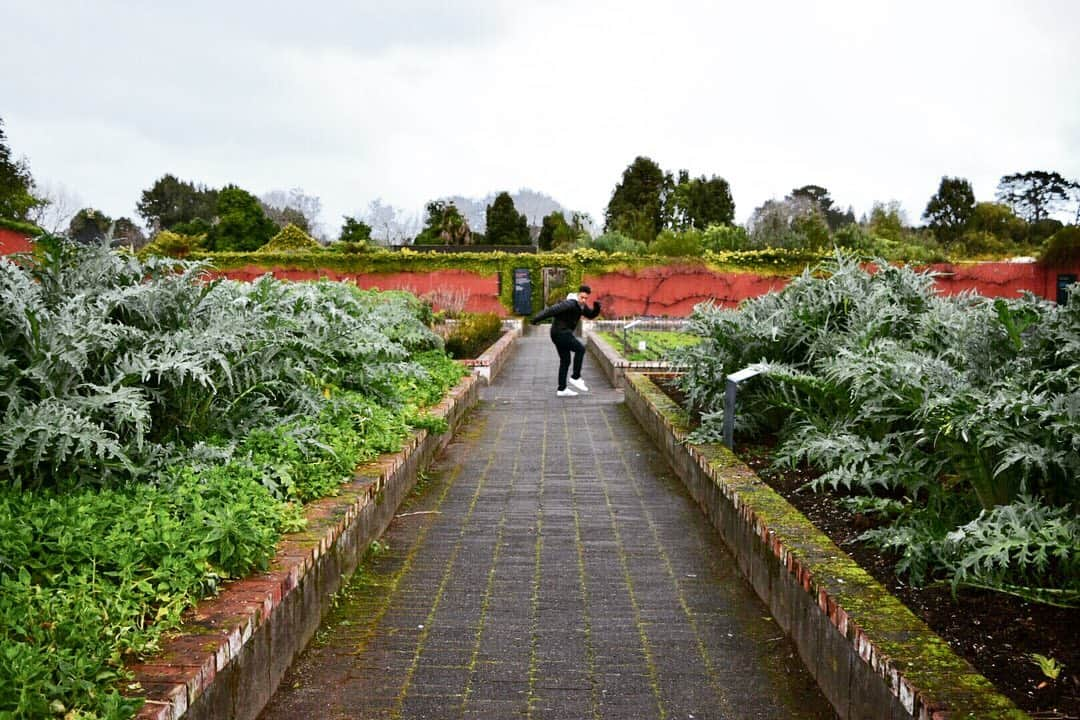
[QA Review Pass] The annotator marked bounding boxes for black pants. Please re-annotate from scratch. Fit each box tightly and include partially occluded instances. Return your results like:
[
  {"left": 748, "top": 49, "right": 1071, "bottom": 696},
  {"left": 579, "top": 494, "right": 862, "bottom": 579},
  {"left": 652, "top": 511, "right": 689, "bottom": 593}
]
[{"left": 552, "top": 330, "right": 585, "bottom": 390}]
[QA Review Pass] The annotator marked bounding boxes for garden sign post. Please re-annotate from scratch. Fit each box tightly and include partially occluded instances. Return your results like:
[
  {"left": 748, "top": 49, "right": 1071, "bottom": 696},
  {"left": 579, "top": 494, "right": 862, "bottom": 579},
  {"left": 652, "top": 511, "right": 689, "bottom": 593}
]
[{"left": 723, "top": 365, "right": 764, "bottom": 449}]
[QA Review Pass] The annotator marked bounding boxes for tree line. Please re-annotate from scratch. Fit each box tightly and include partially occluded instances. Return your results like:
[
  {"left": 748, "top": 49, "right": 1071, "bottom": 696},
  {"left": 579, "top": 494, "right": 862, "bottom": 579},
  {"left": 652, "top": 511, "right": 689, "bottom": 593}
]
[{"left": 2, "top": 115, "right": 1078, "bottom": 260}]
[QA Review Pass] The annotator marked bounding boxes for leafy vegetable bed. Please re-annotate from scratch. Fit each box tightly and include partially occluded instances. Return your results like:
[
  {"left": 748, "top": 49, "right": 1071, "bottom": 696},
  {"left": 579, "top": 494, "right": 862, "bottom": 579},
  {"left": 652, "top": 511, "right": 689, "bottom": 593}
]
[
  {"left": 657, "top": 379, "right": 1078, "bottom": 715},
  {"left": 740, "top": 438, "right": 1079, "bottom": 716},
  {"left": 596, "top": 329, "right": 699, "bottom": 361},
  {"left": 0, "top": 239, "right": 466, "bottom": 718}
]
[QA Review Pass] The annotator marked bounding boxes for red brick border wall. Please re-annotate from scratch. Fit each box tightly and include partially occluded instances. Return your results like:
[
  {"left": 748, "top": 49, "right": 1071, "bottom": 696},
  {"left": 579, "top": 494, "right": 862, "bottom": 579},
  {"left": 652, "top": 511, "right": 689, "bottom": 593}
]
[
  {"left": 586, "top": 261, "right": 1079, "bottom": 316},
  {"left": 31, "top": 254, "right": 1076, "bottom": 317},
  {"left": 214, "top": 267, "right": 505, "bottom": 315},
  {"left": 584, "top": 264, "right": 789, "bottom": 316},
  {"left": 928, "top": 261, "right": 1073, "bottom": 301},
  {"left": 0, "top": 228, "right": 32, "bottom": 255}
]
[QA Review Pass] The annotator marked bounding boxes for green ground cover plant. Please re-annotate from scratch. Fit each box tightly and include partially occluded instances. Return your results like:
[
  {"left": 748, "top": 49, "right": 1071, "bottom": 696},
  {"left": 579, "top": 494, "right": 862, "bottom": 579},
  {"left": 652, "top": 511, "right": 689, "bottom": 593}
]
[
  {"left": 671, "top": 253, "right": 1079, "bottom": 607},
  {"left": 596, "top": 329, "right": 699, "bottom": 361},
  {"left": 0, "top": 237, "right": 466, "bottom": 718}
]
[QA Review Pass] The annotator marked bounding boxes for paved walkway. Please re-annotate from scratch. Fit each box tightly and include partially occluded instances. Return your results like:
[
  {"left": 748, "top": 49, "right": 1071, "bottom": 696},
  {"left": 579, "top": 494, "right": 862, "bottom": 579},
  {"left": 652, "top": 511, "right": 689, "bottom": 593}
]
[{"left": 260, "top": 331, "right": 834, "bottom": 720}]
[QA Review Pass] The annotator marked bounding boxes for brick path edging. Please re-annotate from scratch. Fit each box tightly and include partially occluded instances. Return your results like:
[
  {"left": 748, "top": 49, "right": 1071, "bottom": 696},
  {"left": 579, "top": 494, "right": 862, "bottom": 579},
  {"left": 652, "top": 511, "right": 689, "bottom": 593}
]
[
  {"left": 128, "top": 374, "right": 481, "bottom": 720},
  {"left": 458, "top": 318, "right": 523, "bottom": 384},
  {"left": 622, "top": 371, "right": 1028, "bottom": 720}
]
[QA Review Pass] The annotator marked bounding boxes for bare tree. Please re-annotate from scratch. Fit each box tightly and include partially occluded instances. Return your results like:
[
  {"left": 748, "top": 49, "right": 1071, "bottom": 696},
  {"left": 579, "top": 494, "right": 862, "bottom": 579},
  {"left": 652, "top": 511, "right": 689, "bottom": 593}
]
[
  {"left": 260, "top": 187, "right": 323, "bottom": 237},
  {"left": 362, "top": 198, "right": 420, "bottom": 245},
  {"left": 28, "top": 180, "right": 83, "bottom": 234}
]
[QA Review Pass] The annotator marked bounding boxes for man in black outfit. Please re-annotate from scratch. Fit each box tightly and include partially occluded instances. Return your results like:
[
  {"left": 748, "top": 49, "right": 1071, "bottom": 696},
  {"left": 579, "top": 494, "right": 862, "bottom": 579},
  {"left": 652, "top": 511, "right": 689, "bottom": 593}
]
[{"left": 530, "top": 285, "right": 601, "bottom": 397}]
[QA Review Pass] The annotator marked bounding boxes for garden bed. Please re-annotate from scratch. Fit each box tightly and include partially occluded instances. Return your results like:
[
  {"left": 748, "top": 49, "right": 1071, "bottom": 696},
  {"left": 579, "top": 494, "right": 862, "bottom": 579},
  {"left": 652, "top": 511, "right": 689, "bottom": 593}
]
[
  {"left": 595, "top": 327, "right": 699, "bottom": 361},
  {"left": 653, "top": 376, "right": 1079, "bottom": 718},
  {"left": 129, "top": 374, "right": 480, "bottom": 720},
  {"left": 584, "top": 326, "right": 674, "bottom": 387}
]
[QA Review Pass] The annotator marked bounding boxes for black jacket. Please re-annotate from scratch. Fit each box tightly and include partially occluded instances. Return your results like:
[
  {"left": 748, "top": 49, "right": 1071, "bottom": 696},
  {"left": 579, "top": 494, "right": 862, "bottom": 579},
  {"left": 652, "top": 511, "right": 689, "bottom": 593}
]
[{"left": 530, "top": 298, "right": 601, "bottom": 335}]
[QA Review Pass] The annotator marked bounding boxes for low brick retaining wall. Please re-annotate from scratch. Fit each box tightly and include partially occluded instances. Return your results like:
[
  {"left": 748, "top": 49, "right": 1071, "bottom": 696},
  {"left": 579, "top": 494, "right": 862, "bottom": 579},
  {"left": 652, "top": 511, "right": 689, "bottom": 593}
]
[
  {"left": 458, "top": 318, "right": 522, "bottom": 384},
  {"left": 128, "top": 375, "right": 481, "bottom": 720},
  {"left": 623, "top": 372, "right": 1027, "bottom": 720}
]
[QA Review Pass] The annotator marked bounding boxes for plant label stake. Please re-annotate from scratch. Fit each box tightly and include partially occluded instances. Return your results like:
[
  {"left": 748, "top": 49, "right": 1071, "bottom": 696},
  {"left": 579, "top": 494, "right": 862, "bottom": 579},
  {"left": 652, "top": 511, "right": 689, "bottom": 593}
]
[
  {"left": 622, "top": 319, "right": 642, "bottom": 355},
  {"left": 724, "top": 365, "right": 764, "bottom": 449}
]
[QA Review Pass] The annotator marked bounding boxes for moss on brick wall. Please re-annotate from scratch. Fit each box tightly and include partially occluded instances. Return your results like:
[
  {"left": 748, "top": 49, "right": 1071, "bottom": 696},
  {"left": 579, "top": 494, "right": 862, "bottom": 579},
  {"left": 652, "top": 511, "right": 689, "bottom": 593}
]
[{"left": 0, "top": 218, "right": 42, "bottom": 235}]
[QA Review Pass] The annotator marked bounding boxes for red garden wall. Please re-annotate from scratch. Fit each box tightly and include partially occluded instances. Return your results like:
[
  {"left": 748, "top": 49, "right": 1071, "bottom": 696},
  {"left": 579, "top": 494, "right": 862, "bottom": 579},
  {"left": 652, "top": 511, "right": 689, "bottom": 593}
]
[
  {"left": 928, "top": 260, "right": 1073, "bottom": 301},
  {"left": 0, "top": 228, "right": 32, "bottom": 255},
  {"left": 584, "top": 264, "right": 789, "bottom": 317},
  {"left": 214, "top": 266, "right": 505, "bottom": 315},
  {"left": 217, "top": 260, "right": 1078, "bottom": 318},
  {"left": 6, "top": 240, "right": 1069, "bottom": 316}
]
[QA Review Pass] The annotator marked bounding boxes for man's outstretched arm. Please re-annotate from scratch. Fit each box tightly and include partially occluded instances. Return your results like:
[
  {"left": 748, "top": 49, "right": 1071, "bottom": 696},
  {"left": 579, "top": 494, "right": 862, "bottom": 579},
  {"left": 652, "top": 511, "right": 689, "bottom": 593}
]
[{"left": 530, "top": 298, "right": 576, "bottom": 324}]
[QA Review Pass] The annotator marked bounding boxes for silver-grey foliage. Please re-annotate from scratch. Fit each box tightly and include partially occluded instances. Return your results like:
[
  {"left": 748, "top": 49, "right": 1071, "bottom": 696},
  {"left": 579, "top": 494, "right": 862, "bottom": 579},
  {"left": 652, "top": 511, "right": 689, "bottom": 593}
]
[
  {"left": 0, "top": 237, "right": 442, "bottom": 489},
  {"left": 670, "top": 252, "right": 1079, "bottom": 603}
]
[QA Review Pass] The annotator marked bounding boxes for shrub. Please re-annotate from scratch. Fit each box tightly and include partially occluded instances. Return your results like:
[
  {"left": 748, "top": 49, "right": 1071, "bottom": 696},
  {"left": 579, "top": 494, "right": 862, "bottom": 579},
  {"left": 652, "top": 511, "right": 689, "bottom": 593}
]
[
  {"left": 1029, "top": 218, "right": 1065, "bottom": 245},
  {"left": 259, "top": 223, "right": 320, "bottom": 252},
  {"left": 444, "top": 312, "right": 503, "bottom": 359},
  {"left": 1040, "top": 225, "right": 1080, "bottom": 267},
  {"left": 328, "top": 240, "right": 371, "bottom": 254},
  {"left": 422, "top": 286, "right": 470, "bottom": 318},
  {"left": 651, "top": 229, "right": 703, "bottom": 257},
  {"left": 831, "top": 223, "right": 875, "bottom": 252},
  {"left": 138, "top": 229, "right": 205, "bottom": 258},
  {"left": 953, "top": 229, "right": 1021, "bottom": 259},
  {"left": 576, "top": 231, "right": 647, "bottom": 255},
  {"left": 701, "top": 223, "right": 750, "bottom": 252}
]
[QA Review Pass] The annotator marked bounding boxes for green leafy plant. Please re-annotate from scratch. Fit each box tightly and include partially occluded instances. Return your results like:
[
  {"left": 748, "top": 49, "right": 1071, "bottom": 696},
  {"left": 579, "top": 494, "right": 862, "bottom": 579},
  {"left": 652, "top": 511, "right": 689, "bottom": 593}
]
[
  {"left": 1030, "top": 653, "right": 1064, "bottom": 681},
  {"left": 0, "top": 238, "right": 470, "bottom": 716},
  {"left": 671, "top": 251, "right": 1080, "bottom": 605}
]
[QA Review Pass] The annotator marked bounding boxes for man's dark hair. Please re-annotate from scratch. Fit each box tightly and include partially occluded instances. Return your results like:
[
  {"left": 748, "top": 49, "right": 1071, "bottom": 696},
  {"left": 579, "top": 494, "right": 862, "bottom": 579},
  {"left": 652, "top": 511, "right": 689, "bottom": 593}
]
[{"left": 578, "top": 284, "right": 591, "bottom": 294}]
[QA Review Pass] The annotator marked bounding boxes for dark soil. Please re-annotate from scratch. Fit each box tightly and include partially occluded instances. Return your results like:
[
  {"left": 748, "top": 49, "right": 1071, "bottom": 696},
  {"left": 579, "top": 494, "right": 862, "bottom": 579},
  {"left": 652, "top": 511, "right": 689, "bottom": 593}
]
[{"left": 656, "top": 380, "right": 1079, "bottom": 718}]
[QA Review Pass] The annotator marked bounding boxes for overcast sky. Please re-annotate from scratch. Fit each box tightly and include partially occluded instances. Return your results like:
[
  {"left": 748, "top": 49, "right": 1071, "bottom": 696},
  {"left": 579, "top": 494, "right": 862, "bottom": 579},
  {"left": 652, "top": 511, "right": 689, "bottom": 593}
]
[{"left": 3, "top": 0, "right": 1079, "bottom": 235}]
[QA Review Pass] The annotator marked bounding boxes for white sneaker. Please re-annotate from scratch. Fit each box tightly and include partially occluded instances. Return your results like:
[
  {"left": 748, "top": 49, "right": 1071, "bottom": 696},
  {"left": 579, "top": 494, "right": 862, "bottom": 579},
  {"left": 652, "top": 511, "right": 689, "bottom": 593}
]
[
  {"left": 556, "top": 388, "right": 578, "bottom": 397},
  {"left": 568, "top": 377, "right": 589, "bottom": 392}
]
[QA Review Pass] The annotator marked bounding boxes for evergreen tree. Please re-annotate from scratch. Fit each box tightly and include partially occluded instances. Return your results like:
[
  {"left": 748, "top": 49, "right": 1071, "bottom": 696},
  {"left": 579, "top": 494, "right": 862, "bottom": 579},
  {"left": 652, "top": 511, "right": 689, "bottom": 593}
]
[
  {"left": 414, "top": 200, "right": 471, "bottom": 245},
  {"left": 923, "top": 177, "right": 976, "bottom": 244},
  {"left": 339, "top": 216, "right": 372, "bottom": 243},
  {"left": 136, "top": 174, "right": 218, "bottom": 232},
  {"left": 112, "top": 217, "right": 147, "bottom": 249},
  {"left": 604, "top": 156, "right": 672, "bottom": 244},
  {"left": 996, "top": 171, "right": 1079, "bottom": 222},
  {"left": 670, "top": 171, "right": 735, "bottom": 230},
  {"left": 538, "top": 211, "right": 575, "bottom": 251},
  {"left": 790, "top": 184, "right": 853, "bottom": 230},
  {"left": 485, "top": 191, "right": 530, "bottom": 245},
  {"left": 68, "top": 208, "right": 113, "bottom": 244},
  {"left": 205, "top": 185, "right": 277, "bottom": 252},
  {"left": 0, "top": 117, "right": 41, "bottom": 221}
]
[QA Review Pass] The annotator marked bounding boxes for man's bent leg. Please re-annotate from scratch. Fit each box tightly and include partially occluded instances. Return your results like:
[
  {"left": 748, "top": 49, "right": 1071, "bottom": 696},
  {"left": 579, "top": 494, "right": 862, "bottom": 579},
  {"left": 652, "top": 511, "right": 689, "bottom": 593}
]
[
  {"left": 570, "top": 335, "right": 586, "bottom": 380},
  {"left": 554, "top": 336, "right": 573, "bottom": 390}
]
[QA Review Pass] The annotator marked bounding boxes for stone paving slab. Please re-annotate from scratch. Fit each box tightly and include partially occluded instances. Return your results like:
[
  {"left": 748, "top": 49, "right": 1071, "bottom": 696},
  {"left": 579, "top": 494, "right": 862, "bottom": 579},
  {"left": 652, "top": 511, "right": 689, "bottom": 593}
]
[{"left": 260, "top": 330, "right": 835, "bottom": 720}]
